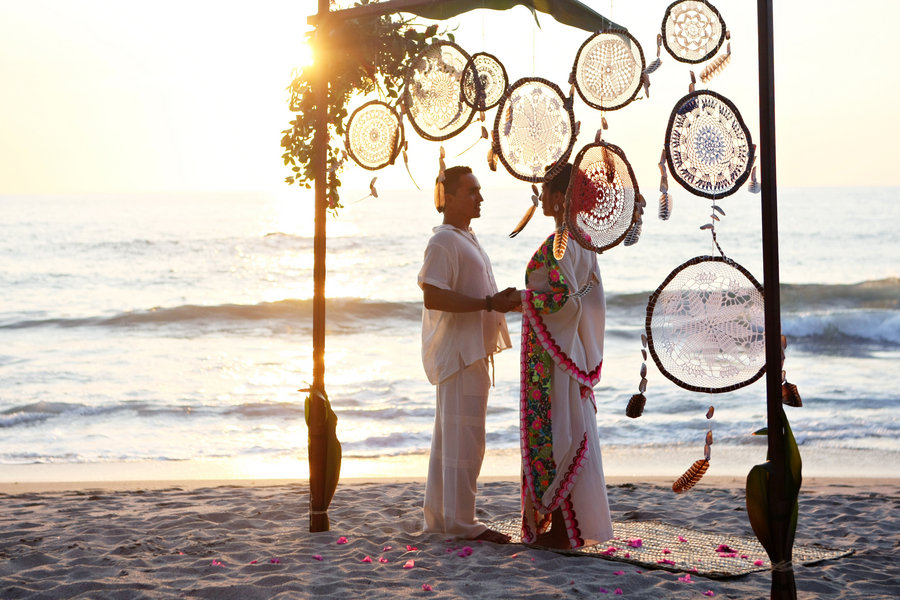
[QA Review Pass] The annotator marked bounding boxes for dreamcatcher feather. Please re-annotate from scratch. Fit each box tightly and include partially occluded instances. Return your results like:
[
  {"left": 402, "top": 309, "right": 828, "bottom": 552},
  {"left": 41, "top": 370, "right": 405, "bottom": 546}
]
[
  {"left": 509, "top": 184, "right": 541, "bottom": 238},
  {"left": 552, "top": 225, "right": 569, "bottom": 261},
  {"left": 699, "top": 40, "right": 731, "bottom": 83},
  {"left": 672, "top": 458, "right": 709, "bottom": 493}
]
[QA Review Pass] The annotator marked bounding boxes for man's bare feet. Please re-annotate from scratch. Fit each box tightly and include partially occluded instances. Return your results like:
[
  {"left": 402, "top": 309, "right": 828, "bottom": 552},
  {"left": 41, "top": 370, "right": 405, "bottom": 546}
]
[{"left": 474, "top": 529, "right": 512, "bottom": 544}]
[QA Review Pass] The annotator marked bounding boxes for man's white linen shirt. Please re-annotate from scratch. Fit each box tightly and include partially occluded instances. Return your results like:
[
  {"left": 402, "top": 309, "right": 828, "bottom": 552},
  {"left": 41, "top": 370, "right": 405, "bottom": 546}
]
[{"left": 418, "top": 225, "right": 511, "bottom": 385}]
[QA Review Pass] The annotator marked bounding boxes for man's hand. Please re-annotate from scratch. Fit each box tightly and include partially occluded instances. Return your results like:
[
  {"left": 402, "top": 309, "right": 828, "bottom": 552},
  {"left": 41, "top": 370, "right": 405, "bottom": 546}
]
[{"left": 491, "top": 287, "right": 522, "bottom": 313}]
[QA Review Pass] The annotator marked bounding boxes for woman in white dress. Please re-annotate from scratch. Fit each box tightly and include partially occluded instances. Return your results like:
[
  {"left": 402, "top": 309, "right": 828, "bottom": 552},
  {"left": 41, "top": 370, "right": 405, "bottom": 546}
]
[{"left": 519, "top": 163, "right": 614, "bottom": 549}]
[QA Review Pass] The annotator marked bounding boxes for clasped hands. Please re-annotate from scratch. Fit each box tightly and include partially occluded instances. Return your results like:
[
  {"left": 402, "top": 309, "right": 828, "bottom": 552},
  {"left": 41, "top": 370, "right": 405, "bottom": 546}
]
[{"left": 490, "top": 287, "right": 522, "bottom": 313}]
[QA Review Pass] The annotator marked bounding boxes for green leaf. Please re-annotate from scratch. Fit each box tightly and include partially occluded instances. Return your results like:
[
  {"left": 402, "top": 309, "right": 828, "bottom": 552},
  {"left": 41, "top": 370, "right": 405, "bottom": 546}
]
[
  {"left": 746, "top": 461, "right": 774, "bottom": 555},
  {"left": 753, "top": 427, "right": 768, "bottom": 436}
]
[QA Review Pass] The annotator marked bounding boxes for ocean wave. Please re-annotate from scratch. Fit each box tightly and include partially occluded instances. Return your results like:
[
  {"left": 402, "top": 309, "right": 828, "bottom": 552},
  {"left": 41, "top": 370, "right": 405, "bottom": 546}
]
[
  {"left": 0, "top": 298, "right": 422, "bottom": 332},
  {"left": 782, "top": 310, "right": 900, "bottom": 345}
]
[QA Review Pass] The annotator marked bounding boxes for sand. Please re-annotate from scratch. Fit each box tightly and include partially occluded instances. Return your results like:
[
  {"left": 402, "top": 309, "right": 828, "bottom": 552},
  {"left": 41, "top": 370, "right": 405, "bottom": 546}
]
[{"left": 1, "top": 476, "right": 898, "bottom": 599}]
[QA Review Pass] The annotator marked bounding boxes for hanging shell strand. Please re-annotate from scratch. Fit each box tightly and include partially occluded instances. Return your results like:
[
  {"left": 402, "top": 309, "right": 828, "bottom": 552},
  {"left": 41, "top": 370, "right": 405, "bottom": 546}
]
[
  {"left": 434, "top": 146, "right": 446, "bottom": 211},
  {"left": 626, "top": 334, "right": 649, "bottom": 418}
]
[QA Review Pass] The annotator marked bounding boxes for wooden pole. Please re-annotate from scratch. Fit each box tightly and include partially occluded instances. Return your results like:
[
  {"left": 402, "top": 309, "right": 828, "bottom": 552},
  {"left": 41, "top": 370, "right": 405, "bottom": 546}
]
[
  {"left": 308, "top": 0, "right": 330, "bottom": 533},
  {"left": 757, "top": 1, "right": 795, "bottom": 597}
]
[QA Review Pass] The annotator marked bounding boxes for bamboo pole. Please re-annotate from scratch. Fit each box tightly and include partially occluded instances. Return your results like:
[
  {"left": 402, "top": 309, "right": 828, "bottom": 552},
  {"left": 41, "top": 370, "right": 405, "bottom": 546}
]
[
  {"left": 757, "top": 1, "right": 795, "bottom": 597},
  {"left": 308, "top": 0, "right": 330, "bottom": 533}
]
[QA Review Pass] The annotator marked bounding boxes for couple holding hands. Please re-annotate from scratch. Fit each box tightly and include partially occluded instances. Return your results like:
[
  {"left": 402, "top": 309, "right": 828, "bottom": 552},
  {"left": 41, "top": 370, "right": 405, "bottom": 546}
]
[{"left": 418, "top": 164, "right": 612, "bottom": 549}]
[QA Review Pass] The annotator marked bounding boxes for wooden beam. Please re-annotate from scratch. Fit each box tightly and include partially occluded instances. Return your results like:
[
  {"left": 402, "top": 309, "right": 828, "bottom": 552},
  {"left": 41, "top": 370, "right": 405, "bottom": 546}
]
[
  {"left": 757, "top": 1, "right": 795, "bottom": 598},
  {"left": 308, "top": 0, "right": 331, "bottom": 534}
]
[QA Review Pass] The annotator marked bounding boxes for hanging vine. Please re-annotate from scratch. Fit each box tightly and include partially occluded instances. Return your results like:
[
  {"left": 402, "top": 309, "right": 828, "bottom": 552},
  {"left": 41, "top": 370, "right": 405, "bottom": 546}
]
[{"left": 281, "top": 4, "right": 451, "bottom": 212}]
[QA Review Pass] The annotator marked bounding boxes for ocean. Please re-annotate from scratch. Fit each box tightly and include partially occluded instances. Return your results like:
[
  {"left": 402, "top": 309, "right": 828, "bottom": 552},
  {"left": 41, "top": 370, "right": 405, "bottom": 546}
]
[{"left": 1, "top": 186, "right": 898, "bottom": 479}]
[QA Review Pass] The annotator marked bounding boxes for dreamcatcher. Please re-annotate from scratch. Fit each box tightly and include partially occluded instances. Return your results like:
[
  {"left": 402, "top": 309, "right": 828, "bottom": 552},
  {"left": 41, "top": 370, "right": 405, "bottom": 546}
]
[
  {"left": 461, "top": 52, "right": 508, "bottom": 111},
  {"left": 661, "top": 0, "right": 727, "bottom": 65},
  {"left": 571, "top": 29, "right": 646, "bottom": 111},
  {"left": 564, "top": 138, "right": 644, "bottom": 257},
  {"left": 492, "top": 77, "right": 575, "bottom": 183},
  {"left": 403, "top": 40, "right": 476, "bottom": 142},
  {"left": 345, "top": 100, "right": 404, "bottom": 171},
  {"left": 662, "top": 89, "right": 754, "bottom": 200}
]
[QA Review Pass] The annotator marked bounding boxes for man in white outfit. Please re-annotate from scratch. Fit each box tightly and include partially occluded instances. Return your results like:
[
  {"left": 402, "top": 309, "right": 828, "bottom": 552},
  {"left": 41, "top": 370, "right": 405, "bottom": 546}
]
[{"left": 418, "top": 166, "right": 520, "bottom": 543}]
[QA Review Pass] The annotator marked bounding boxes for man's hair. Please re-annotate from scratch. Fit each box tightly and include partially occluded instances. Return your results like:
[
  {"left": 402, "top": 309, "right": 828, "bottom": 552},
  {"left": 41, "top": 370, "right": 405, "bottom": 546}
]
[
  {"left": 545, "top": 162, "right": 574, "bottom": 196},
  {"left": 441, "top": 165, "right": 473, "bottom": 197}
]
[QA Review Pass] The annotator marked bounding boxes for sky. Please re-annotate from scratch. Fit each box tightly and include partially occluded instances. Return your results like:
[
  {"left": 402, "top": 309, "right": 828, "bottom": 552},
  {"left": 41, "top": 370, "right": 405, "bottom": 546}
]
[{"left": 1, "top": 0, "right": 898, "bottom": 195}]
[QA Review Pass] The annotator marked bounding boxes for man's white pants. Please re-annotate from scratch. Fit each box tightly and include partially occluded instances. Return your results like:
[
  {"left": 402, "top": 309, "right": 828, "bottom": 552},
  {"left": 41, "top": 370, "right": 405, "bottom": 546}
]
[{"left": 423, "top": 358, "right": 490, "bottom": 538}]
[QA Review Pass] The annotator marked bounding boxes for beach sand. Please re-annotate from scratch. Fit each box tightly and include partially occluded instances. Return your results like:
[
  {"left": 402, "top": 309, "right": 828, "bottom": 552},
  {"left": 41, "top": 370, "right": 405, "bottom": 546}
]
[{"left": 1, "top": 476, "right": 897, "bottom": 599}]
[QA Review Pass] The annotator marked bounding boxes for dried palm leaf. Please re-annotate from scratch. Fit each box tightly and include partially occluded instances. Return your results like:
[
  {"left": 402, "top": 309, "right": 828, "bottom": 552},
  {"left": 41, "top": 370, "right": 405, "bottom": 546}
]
[{"left": 672, "top": 458, "right": 709, "bottom": 493}]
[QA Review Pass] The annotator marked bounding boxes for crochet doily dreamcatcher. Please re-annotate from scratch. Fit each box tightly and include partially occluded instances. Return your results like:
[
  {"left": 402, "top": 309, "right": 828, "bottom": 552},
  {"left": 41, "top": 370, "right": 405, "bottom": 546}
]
[
  {"left": 403, "top": 41, "right": 475, "bottom": 142},
  {"left": 572, "top": 29, "right": 645, "bottom": 111},
  {"left": 661, "top": 0, "right": 726, "bottom": 64},
  {"left": 565, "top": 140, "right": 643, "bottom": 254},
  {"left": 492, "top": 77, "right": 575, "bottom": 183},
  {"left": 665, "top": 90, "right": 754, "bottom": 199},
  {"left": 461, "top": 52, "right": 508, "bottom": 111},
  {"left": 645, "top": 255, "right": 766, "bottom": 394},
  {"left": 345, "top": 100, "right": 404, "bottom": 171}
]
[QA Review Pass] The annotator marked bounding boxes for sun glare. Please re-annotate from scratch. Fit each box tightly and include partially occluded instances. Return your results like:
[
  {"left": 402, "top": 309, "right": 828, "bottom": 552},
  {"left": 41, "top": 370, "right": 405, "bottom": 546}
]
[{"left": 298, "top": 39, "right": 314, "bottom": 68}]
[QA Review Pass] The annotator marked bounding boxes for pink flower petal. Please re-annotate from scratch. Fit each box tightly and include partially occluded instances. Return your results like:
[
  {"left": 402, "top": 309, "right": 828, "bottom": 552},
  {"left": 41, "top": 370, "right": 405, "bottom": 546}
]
[
  {"left": 269, "top": 558, "right": 281, "bottom": 564},
  {"left": 678, "top": 574, "right": 693, "bottom": 583},
  {"left": 613, "top": 571, "right": 624, "bottom": 576},
  {"left": 662, "top": 548, "right": 671, "bottom": 554},
  {"left": 753, "top": 559, "right": 765, "bottom": 566},
  {"left": 627, "top": 538, "right": 642, "bottom": 548},
  {"left": 312, "top": 555, "right": 323, "bottom": 561},
  {"left": 623, "top": 553, "right": 631, "bottom": 559},
  {"left": 361, "top": 556, "right": 372, "bottom": 563},
  {"left": 249, "top": 560, "right": 257, "bottom": 564},
  {"left": 336, "top": 536, "right": 348, "bottom": 545},
  {"left": 422, "top": 584, "right": 433, "bottom": 591},
  {"left": 383, "top": 546, "right": 392, "bottom": 552},
  {"left": 599, "top": 588, "right": 609, "bottom": 594},
  {"left": 379, "top": 557, "right": 389, "bottom": 563},
  {"left": 614, "top": 589, "right": 623, "bottom": 595},
  {"left": 511, "top": 553, "right": 518, "bottom": 558},
  {"left": 403, "top": 559, "right": 415, "bottom": 569},
  {"left": 406, "top": 545, "right": 418, "bottom": 551},
  {"left": 678, "top": 536, "right": 688, "bottom": 543},
  {"left": 656, "top": 559, "right": 675, "bottom": 565},
  {"left": 703, "top": 591, "right": 716, "bottom": 597}
]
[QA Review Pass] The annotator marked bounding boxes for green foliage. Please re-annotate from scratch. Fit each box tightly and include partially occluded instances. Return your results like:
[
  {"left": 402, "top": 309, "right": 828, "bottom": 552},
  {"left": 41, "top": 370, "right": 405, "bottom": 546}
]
[
  {"left": 281, "top": 2, "right": 447, "bottom": 212},
  {"left": 745, "top": 406, "right": 802, "bottom": 561}
]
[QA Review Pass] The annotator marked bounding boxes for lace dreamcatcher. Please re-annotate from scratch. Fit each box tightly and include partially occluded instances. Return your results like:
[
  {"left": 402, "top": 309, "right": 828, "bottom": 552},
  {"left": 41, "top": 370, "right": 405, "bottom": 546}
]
[
  {"left": 571, "top": 29, "right": 646, "bottom": 111},
  {"left": 344, "top": 100, "right": 404, "bottom": 171},
  {"left": 461, "top": 52, "right": 508, "bottom": 111},
  {"left": 664, "top": 90, "right": 754, "bottom": 199},
  {"left": 565, "top": 140, "right": 643, "bottom": 254},
  {"left": 646, "top": 255, "right": 766, "bottom": 394},
  {"left": 661, "top": 0, "right": 726, "bottom": 64},
  {"left": 403, "top": 41, "right": 475, "bottom": 142},
  {"left": 492, "top": 77, "right": 575, "bottom": 183}
]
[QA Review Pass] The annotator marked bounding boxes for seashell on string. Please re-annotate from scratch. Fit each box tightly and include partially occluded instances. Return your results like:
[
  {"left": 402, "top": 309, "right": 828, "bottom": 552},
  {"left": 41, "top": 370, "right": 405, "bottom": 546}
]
[
  {"left": 573, "top": 120, "right": 581, "bottom": 139},
  {"left": 659, "top": 191, "right": 672, "bottom": 221},
  {"left": 711, "top": 204, "right": 726, "bottom": 216},
  {"left": 626, "top": 393, "right": 646, "bottom": 418},
  {"left": 710, "top": 212, "right": 720, "bottom": 221},
  {"left": 479, "top": 111, "right": 486, "bottom": 122},
  {"left": 706, "top": 406, "right": 715, "bottom": 419},
  {"left": 638, "top": 377, "right": 648, "bottom": 393},
  {"left": 689, "top": 70, "right": 696, "bottom": 93},
  {"left": 672, "top": 458, "right": 709, "bottom": 493},
  {"left": 594, "top": 128, "right": 603, "bottom": 144},
  {"left": 641, "top": 71, "right": 651, "bottom": 98},
  {"left": 623, "top": 219, "right": 642, "bottom": 246},
  {"left": 706, "top": 430, "right": 713, "bottom": 446},
  {"left": 640, "top": 363, "right": 647, "bottom": 378},
  {"left": 602, "top": 115, "right": 609, "bottom": 130},
  {"left": 700, "top": 223, "right": 714, "bottom": 230},
  {"left": 641, "top": 348, "right": 647, "bottom": 361},
  {"left": 369, "top": 177, "right": 378, "bottom": 199},
  {"left": 782, "top": 381, "right": 802, "bottom": 407},
  {"left": 552, "top": 225, "right": 569, "bottom": 260},
  {"left": 641, "top": 333, "right": 648, "bottom": 348},
  {"left": 704, "top": 443, "right": 711, "bottom": 460}
]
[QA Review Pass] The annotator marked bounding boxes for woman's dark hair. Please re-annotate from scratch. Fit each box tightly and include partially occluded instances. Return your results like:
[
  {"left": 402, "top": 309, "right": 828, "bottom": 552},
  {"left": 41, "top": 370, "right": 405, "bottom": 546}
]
[{"left": 546, "top": 162, "right": 573, "bottom": 195}]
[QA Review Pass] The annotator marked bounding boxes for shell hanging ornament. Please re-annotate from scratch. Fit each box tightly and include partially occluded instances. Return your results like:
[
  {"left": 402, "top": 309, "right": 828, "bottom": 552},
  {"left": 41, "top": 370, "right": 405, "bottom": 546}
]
[
  {"left": 565, "top": 141, "right": 642, "bottom": 254},
  {"left": 625, "top": 334, "right": 650, "bottom": 418},
  {"left": 345, "top": 101, "right": 404, "bottom": 171},
  {"left": 403, "top": 41, "right": 476, "bottom": 142},
  {"left": 662, "top": 0, "right": 727, "bottom": 64},
  {"left": 665, "top": 90, "right": 754, "bottom": 199},
  {"left": 571, "top": 29, "right": 646, "bottom": 111},
  {"left": 492, "top": 77, "right": 575, "bottom": 183},
  {"left": 747, "top": 147, "right": 761, "bottom": 193}
]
